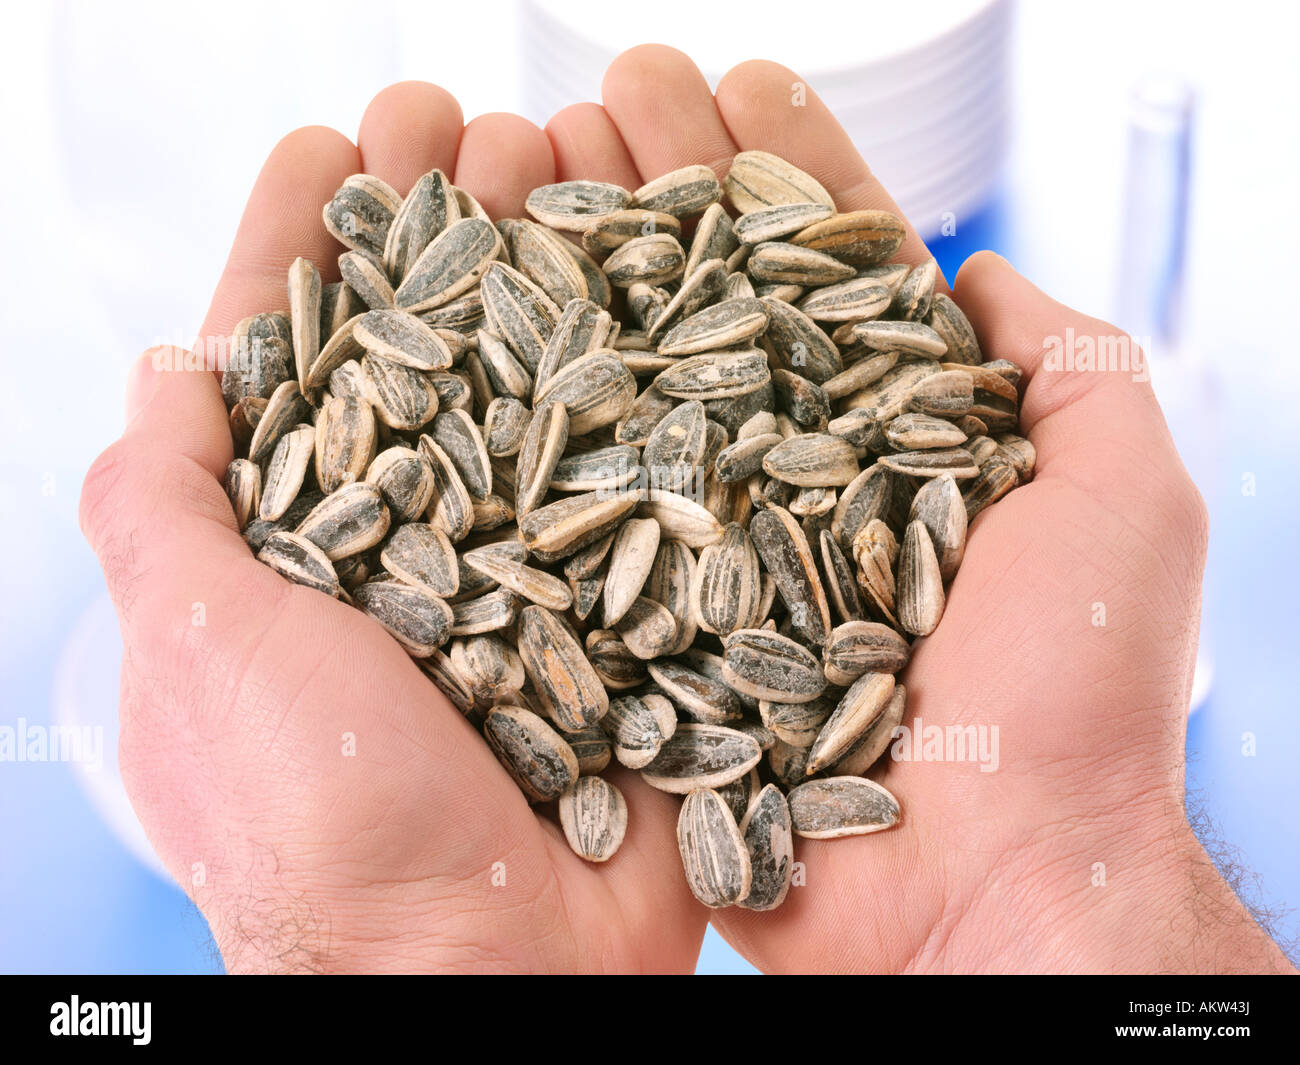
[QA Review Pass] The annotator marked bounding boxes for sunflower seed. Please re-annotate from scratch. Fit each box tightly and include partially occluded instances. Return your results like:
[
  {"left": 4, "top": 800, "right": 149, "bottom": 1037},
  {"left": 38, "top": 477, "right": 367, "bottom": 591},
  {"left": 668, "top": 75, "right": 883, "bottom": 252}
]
[
  {"left": 380, "top": 523, "right": 459, "bottom": 597},
  {"left": 582, "top": 209, "right": 682, "bottom": 257},
  {"left": 722, "top": 628, "right": 827, "bottom": 703},
  {"left": 526, "top": 181, "right": 631, "bottom": 231},
  {"left": 314, "top": 395, "right": 377, "bottom": 493},
  {"left": 534, "top": 298, "right": 612, "bottom": 392},
  {"left": 259, "top": 425, "right": 315, "bottom": 521},
  {"left": 805, "top": 671, "right": 895, "bottom": 772},
  {"left": 906, "top": 370, "right": 975, "bottom": 417},
  {"left": 516, "top": 605, "right": 608, "bottom": 731},
  {"left": 361, "top": 355, "right": 438, "bottom": 430},
  {"left": 635, "top": 489, "right": 723, "bottom": 549},
  {"left": 295, "top": 482, "right": 391, "bottom": 561},
  {"left": 323, "top": 174, "right": 400, "bottom": 259},
  {"left": 394, "top": 217, "right": 502, "bottom": 313},
  {"left": 883, "top": 412, "right": 967, "bottom": 451},
  {"left": 656, "top": 298, "right": 769, "bottom": 357},
  {"left": 418, "top": 437, "right": 474, "bottom": 542},
  {"left": 633, "top": 164, "right": 723, "bottom": 218},
  {"left": 962, "top": 454, "right": 1019, "bottom": 522},
  {"left": 584, "top": 629, "right": 647, "bottom": 691},
  {"left": 549, "top": 445, "right": 641, "bottom": 492},
  {"left": 567, "top": 724, "right": 613, "bottom": 775},
  {"left": 677, "top": 788, "right": 752, "bottom": 908},
  {"left": 891, "top": 260, "right": 938, "bottom": 321},
  {"left": 760, "top": 694, "right": 835, "bottom": 748},
  {"left": 355, "top": 309, "right": 454, "bottom": 371},
  {"left": 613, "top": 596, "right": 678, "bottom": 659},
  {"left": 519, "top": 488, "right": 645, "bottom": 562},
  {"left": 224, "top": 458, "right": 261, "bottom": 531},
  {"left": 365, "top": 446, "right": 436, "bottom": 525},
  {"left": 338, "top": 250, "right": 395, "bottom": 310},
  {"left": 654, "top": 350, "right": 771, "bottom": 401},
  {"left": 788, "top": 776, "right": 900, "bottom": 839},
  {"left": 257, "top": 531, "right": 339, "bottom": 596},
  {"left": 602, "top": 518, "right": 661, "bottom": 626},
  {"left": 762, "top": 433, "right": 859, "bottom": 488},
  {"left": 749, "top": 241, "right": 856, "bottom": 286},
  {"left": 692, "top": 523, "right": 763, "bottom": 636},
  {"left": 450, "top": 588, "right": 520, "bottom": 636},
  {"left": 601, "top": 694, "right": 669, "bottom": 768},
  {"left": 500, "top": 218, "right": 588, "bottom": 308},
  {"left": 481, "top": 261, "right": 560, "bottom": 374},
  {"left": 559, "top": 776, "right": 627, "bottom": 862},
  {"left": 419, "top": 649, "right": 475, "bottom": 715},
  {"left": 452, "top": 633, "right": 525, "bottom": 701},
  {"left": 926, "top": 292, "right": 981, "bottom": 365},
  {"left": 533, "top": 351, "right": 636, "bottom": 435},
  {"left": 724, "top": 151, "right": 834, "bottom": 214},
  {"left": 644, "top": 724, "right": 762, "bottom": 795},
  {"left": 749, "top": 506, "right": 831, "bottom": 647},
  {"left": 683, "top": 204, "right": 739, "bottom": 279},
  {"left": 797, "top": 277, "right": 892, "bottom": 322},
  {"left": 897, "top": 520, "right": 944, "bottom": 637},
  {"left": 353, "top": 578, "right": 452, "bottom": 656},
  {"left": 789, "top": 209, "right": 906, "bottom": 266},
  {"left": 484, "top": 705, "right": 578, "bottom": 803},
  {"left": 736, "top": 784, "right": 793, "bottom": 911},
  {"left": 909, "top": 474, "right": 967, "bottom": 581},
  {"left": 462, "top": 547, "right": 571, "bottom": 611},
  {"left": 383, "top": 170, "right": 455, "bottom": 284},
  {"left": 483, "top": 397, "right": 531, "bottom": 458},
  {"left": 603, "top": 233, "right": 685, "bottom": 288},
  {"left": 878, "top": 447, "right": 979, "bottom": 480},
  {"left": 759, "top": 297, "right": 842, "bottom": 383},
  {"left": 734, "top": 202, "right": 834, "bottom": 245}
]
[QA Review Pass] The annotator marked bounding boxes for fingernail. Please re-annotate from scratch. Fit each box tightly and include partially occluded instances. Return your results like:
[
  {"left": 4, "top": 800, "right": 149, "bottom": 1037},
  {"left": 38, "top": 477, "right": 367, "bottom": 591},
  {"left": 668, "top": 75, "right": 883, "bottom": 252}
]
[{"left": 125, "top": 350, "right": 162, "bottom": 424}]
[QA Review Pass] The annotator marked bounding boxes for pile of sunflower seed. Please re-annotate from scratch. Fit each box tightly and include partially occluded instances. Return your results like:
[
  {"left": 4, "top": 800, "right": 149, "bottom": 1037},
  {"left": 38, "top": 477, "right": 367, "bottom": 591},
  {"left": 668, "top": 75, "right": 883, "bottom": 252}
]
[{"left": 221, "top": 151, "right": 1034, "bottom": 911}]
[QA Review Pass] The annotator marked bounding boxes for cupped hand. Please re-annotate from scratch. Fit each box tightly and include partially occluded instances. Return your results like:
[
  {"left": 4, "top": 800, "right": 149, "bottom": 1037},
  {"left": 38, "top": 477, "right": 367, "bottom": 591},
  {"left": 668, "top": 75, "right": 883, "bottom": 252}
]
[{"left": 79, "top": 75, "right": 713, "bottom": 974}]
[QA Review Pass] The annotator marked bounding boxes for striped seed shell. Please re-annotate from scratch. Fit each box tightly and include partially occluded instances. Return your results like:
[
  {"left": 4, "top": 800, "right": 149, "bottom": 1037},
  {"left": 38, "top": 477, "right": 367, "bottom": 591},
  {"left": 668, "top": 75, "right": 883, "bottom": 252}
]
[
  {"left": 361, "top": 355, "right": 438, "bottom": 430},
  {"left": 819, "top": 528, "right": 864, "bottom": 623},
  {"left": 601, "top": 694, "right": 669, "bottom": 769},
  {"left": 354, "top": 308, "right": 454, "bottom": 371},
  {"left": 259, "top": 425, "right": 315, "bottom": 521},
  {"left": 222, "top": 333, "right": 293, "bottom": 406},
  {"left": 534, "top": 298, "right": 612, "bottom": 393},
  {"left": 897, "top": 520, "right": 945, "bottom": 637},
  {"left": 787, "top": 777, "right": 901, "bottom": 839},
  {"left": 584, "top": 629, "right": 648, "bottom": 691},
  {"left": 383, "top": 169, "right": 456, "bottom": 284},
  {"left": 962, "top": 455, "right": 1018, "bottom": 522},
  {"left": 692, "top": 523, "right": 763, "bottom": 636},
  {"left": 365, "top": 445, "right": 436, "bottom": 525},
  {"left": 683, "top": 204, "right": 739, "bottom": 279},
  {"left": 734, "top": 202, "right": 834, "bottom": 245},
  {"left": 380, "top": 523, "right": 459, "bottom": 597},
  {"left": 338, "top": 250, "right": 395, "bottom": 310},
  {"left": 450, "top": 588, "right": 520, "bottom": 635},
  {"left": 418, "top": 649, "right": 475, "bottom": 716},
  {"left": 549, "top": 445, "right": 641, "bottom": 492},
  {"left": 353, "top": 578, "right": 452, "bottom": 656},
  {"left": 646, "top": 259, "right": 728, "bottom": 344},
  {"left": 762, "top": 433, "right": 860, "bottom": 488},
  {"left": 654, "top": 350, "right": 771, "bottom": 401},
  {"left": 517, "top": 605, "right": 608, "bottom": 731},
  {"left": 287, "top": 257, "right": 321, "bottom": 390},
  {"left": 632, "top": 164, "right": 723, "bottom": 218},
  {"left": 602, "top": 233, "right": 685, "bottom": 288},
  {"left": 909, "top": 473, "right": 967, "bottom": 581},
  {"left": 994, "top": 433, "right": 1036, "bottom": 481},
  {"left": 677, "top": 788, "right": 752, "bottom": 909},
  {"left": 724, "top": 151, "right": 834, "bottom": 214},
  {"left": 484, "top": 396, "right": 532, "bottom": 457},
  {"left": 642, "top": 538, "right": 699, "bottom": 656},
  {"left": 500, "top": 218, "right": 588, "bottom": 308},
  {"left": 892, "top": 260, "right": 938, "bottom": 321},
  {"left": 612, "top": 595, "right": 678, "bottom": 660},
  {"left": 451, "top": 633, "right": 524, "bottom": 701},
  {"left": 322, "top": 174, "right": 400, "bottom": 259},
  {"left": 418, "top": 437, "right": 474, "bottom": 542},
  {"left": 748, "top": 241, "right": 856, "bottom": 285},
  {"left": 642, "top": 399, "right": 707, "bottom": 490},
  {"left": 737, "top": 784, "right": 794, "bottom": 911},
  {"left": 315, "top": 395, "right": 378, "bottom": 493},
  {"left": 480, "top": 261, "right": 561, "bottom": 374},
  {"left": 878, "top": 447, "right": 979, "bottom": 480},
  {"left": 759, "top": 297, "right": 843, "bottom": 384},
  {"left": 513, "top": 400, "right": 569, "bottom": 516},
  {"left": 533, "top": 351, "right": 636, "bottom": 435},
  {"left": 484, "top": 705, "right": 578, "bottom": 803},
  {"left": 559, "top": 776, "right": 627, "bottom": 862},
  {"left": 462, "top": 547, "right": 571, "bottom": 612},
  {"left": 635, "top": 489, "right": 723, "bottom": 549},
  {"left": 906, "top": 370, "right": 976, "bottom": 417},
  {"left": 796, "top": 277, "right": 892, "bottom": 322},
  {"left": 643, "top": 724, "right": 762, "bottom": 795},
  {"left": 715, "top": 433, "right": 783, "bottom": 483},
  {"left": 602, "top": 518, "right": 661, "bottom": 626},
  {"left": 805, "top": 671, "right": 895, "bottom": 772},
  {"left": 926, "top": 292, "right": 982, "bottom": 365},
  {"left": 656, "top": 297, "right": 769, "bottom": 357},
  {"left": 582, "top": 209, "right": 681, "bottom": 256},
  {"left": 760, "top": 694, "right": 835, "bottom": 749},
  {"left": 525, "top": 180, "right": 631, "bottom": 231},
  {"left": 519, "top": 488, "right": 645, "bottom": 563},
  {"left": 823, "top": 621, "right": 910, "bottom": 686},
  {"left": 430, "top": 409, "right": 491, "bottom": 500},
  {"left": 828, "top": 681, "right": 906, "bottom": 776},
  {"left": 749, "top": 506, "right": 832, "bottom": 647},
  {"left": 224, "top": 458, "right": 260, "bottom": 531},
  {"left": 722, "top": 628, "right": 827, "bottom": 703},
  {"left": 567, "top": 724, "right": 613, "bottom": 775},
  {"left": 789, "top": 209, "right": 906, "bottom": 266},
  {"left": 257, "top": 531, "right": 339, "bottom": 597},
  {"left": 295, "top": 482, "right": 391, "bottom": 561},
  {"left": 394, "top": 217, "right": 503, "bottom": 313},
  {"left": 883, "top": 412, "right": 967, "bottom": 451}
]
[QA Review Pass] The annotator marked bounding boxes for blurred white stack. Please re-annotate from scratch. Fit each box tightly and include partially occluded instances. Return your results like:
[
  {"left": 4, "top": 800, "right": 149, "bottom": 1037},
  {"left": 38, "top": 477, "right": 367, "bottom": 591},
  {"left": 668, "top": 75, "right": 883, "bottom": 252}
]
[{"left": 518, "top": 0, "right": 1012, "bottom": 237}]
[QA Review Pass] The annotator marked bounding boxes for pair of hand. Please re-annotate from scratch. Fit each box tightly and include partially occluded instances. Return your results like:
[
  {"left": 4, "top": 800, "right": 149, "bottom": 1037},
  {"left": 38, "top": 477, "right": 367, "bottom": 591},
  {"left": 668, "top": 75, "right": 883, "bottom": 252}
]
[{"left": 80, "top": 46, "right": 1291, "bottom": 973}]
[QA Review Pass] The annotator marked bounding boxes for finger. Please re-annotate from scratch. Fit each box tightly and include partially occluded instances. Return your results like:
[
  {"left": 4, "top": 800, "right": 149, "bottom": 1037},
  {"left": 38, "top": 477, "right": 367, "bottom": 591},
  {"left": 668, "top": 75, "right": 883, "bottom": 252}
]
[
  {"left": 714, "top": 59, "right": 938, "bottom": 276},
  {"left": 545, "top": 102, "right": 641, "bottom": 188},
  {"left": 357, "top": 81, "right": 464, "bottom": 196},
  {"left": 200, "top": 126, "right": 362, "bottom": 344},
  {"left": 81, "top": 351, "right": 254, "bottom": 631},
  {"left": 601, "top": 45, "right": 738, "bottom": 182},
  {"left": 453, "top": 113, "right": 555, "bottom": 221}
]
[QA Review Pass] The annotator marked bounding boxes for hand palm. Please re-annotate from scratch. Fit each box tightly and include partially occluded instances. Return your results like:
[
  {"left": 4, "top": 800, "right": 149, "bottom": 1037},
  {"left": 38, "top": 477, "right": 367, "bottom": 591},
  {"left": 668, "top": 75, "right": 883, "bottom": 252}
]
[{"left": 83, "top": 46, "right": 1208, "bottom": 973}]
